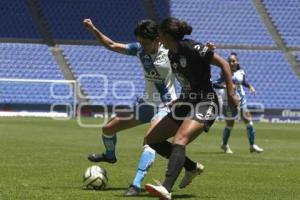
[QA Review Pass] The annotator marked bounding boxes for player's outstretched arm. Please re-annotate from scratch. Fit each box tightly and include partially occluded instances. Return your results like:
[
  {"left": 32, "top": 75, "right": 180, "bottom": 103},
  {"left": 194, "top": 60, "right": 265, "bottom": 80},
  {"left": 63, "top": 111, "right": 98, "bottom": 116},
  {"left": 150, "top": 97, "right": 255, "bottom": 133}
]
[
  {"left": 83, "top": 18, "right": 127, "bottom": 54},
  {"left": 242, "top": 76, "right": 257, "bottom": 95},
  {"left": 249, "top": 85, "right": 256, "bottom": 95},
  {"left": 211, "top": 53, "right": 239, "bottom": 108}
]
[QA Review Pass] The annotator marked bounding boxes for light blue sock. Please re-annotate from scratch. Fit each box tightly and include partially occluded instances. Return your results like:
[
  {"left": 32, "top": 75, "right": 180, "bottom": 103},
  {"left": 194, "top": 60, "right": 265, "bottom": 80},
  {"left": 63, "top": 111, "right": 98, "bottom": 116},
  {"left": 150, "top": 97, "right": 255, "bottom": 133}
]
[
  {"left": 132, "top": 145, "right": 155, "bottom": 188},
  {"left": 246, "top": 122, "right": 255, "bottom": 145},
  {"left": 222, "top": 126, "right": 232, "bottom": 145},
  {"left": 102, "top": 134, "right": 117, "bottom": 159}
]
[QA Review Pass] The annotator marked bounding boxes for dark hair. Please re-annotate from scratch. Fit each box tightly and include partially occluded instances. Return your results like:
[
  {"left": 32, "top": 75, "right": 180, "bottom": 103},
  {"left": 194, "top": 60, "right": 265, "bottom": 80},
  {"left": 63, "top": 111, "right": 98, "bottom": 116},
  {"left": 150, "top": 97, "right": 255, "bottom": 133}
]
[
  {"left": 159, "top": 17, "right": 192, "bottom": 41},
  {"left": 230, "top": 52, "right": 238, "bottom": 57},
  {"left": 134, "top": 20, "right": 158, "bottom": 40},
  {"left": 228, "top": 52, "right": 239, "bottom": 61},
  {"left": 228, "top": 52, "right": 241, "bottom": 70}
]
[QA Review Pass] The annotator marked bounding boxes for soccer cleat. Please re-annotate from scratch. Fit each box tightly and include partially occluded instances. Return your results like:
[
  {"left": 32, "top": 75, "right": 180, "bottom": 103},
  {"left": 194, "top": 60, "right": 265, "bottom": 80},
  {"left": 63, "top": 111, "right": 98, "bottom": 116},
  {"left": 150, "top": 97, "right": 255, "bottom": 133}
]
[
  {"left": 220, "top": 144, "right": 233, "bottom": 154},
  {"left": 87, "top": 153, "right": 117, "bottom": 163},
  {"left": 179, "top": 162, "right": 204, "bottom": 189},
  {"left": 124, "top": 184, "right": 141, "bottom": 196},
  {"left": 250, "top": 144, "right": 263, "bottom": 153},
  {"left": 145, "top": 180, "right": 172, "bottom": 200}
]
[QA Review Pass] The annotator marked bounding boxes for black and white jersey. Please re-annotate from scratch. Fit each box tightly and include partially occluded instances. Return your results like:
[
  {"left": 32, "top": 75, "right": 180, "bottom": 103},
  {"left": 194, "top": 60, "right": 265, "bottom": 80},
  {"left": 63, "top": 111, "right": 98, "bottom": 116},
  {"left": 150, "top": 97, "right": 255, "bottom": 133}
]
[{"left": 168, "top": 39, "right": 214, "bottom": 93}]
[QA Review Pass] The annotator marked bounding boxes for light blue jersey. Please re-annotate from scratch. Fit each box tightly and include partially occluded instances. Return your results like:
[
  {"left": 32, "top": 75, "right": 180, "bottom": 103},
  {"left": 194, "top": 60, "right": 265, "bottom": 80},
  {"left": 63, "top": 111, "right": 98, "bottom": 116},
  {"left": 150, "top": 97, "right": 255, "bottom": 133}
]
[
  {"left": 232, "top": 69, "right": 247, "bottom": 108},
  {"left": 125, "top": 42, "right": 177, "bottom": 106},
  {"left": 213, "top": 69, "right": 248, "bottom": 110},
  {"left": 124, "top": 42, "right": 177, "bottom": 123}
]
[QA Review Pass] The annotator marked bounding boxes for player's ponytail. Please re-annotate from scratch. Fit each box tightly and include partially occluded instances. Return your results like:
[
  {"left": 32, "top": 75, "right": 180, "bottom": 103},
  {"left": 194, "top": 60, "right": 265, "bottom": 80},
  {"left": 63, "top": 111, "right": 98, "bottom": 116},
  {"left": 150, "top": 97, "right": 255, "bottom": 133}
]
[
  {"left": 159, "top": 17, "right": 193, "bottom": 41},
  {"left": 179, "top": 21, "right": 192, "bottom": 36}
]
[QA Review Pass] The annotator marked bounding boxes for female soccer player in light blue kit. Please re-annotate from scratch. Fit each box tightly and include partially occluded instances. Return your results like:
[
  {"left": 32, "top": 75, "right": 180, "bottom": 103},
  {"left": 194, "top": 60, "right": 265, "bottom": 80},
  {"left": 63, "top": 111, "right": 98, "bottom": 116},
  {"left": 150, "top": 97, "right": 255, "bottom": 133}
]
[
  {"left": 83, "top": 18, "right": 208, "bottom": 195},
  {"left": 214, "top": 52, "right": 263, "bottom": 154}
]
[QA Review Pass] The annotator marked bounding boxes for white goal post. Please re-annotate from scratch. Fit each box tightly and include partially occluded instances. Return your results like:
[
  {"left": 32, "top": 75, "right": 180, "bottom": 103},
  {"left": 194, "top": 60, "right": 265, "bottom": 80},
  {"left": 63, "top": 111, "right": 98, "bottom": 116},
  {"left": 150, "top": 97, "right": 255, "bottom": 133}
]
[{"left": 0, "top": 78, "right": 77, "bottom": 118}]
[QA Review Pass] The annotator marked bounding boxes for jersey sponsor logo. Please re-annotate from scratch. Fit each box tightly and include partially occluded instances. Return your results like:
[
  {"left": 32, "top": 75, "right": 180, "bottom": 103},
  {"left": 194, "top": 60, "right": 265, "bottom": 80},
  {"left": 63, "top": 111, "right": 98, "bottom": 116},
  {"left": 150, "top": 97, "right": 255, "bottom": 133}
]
[
  {"left": 179, "top": 56, "right": 187, "bottom": 68},
  {"left": 144, "top": 69, "right": 164, "bottom": 82},
  {"left": 195, "top": 105, "right": 214, "bottom": 120},
  {"left": 194, "top": 44, "right": 208, "bottom": 56},
  {"left": 199, "top": 46, "right": 208, "bottom": 56},
  {"left": 154, "top": 54, "right": 169, "bottom": 65},
  {"left": 142, "top": 55, "right": 153, "bottom": 67},
  {"left": 205, "top": 106, "right": 214, "bottom": 120},
  {"left": 194, "top": 44, "right": 201, "bottom": 50},
  {"left": 172, "top": 63, "right": 178, "bottom": 69},
  {"left": 196, "top": 113, "right": 204, "bottom": 119}
]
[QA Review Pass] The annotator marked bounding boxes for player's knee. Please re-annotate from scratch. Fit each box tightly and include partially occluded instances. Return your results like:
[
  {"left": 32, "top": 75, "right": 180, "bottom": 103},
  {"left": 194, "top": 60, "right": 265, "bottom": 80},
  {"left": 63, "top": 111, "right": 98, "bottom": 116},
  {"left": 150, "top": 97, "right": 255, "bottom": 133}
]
[
  {"left": 144, "top": 135, "right": 153, "bottom": 145},
  {"left": 143, "top": 137, "right": 148, "bottom": 145},
  {"left": 226, "top": 120, "right": 235, "bottom": 127},
  {"left": 173, "top": 135, "right": 189, "bottom": 146},
  {"left": 101, "top": 125, "right": 114, "bottom": 136}
]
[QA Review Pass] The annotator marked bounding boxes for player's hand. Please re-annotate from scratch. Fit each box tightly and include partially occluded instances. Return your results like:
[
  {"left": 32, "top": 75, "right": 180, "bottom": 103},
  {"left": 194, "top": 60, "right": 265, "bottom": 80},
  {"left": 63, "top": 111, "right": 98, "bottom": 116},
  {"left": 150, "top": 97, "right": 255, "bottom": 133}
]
[
  {"left": 83, "top": 18, "right": 95, "bottom": 30},
  {"left": 228, "top": 94, "right": 239, "bottom": 108},
  {"left": 223, "top": 84, "right": 236, "bottom": 90},
  {"left": 249, "top": 85, "right": 256, "bottom": 95},
  {"left": 206, "top": 42, "right": 216, "bottom": 50}
]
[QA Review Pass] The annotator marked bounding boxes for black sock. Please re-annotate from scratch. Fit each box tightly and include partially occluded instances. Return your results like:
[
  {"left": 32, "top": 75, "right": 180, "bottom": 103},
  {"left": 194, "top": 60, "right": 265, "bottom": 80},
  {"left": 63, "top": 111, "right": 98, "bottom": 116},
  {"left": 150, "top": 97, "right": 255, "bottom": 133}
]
[
  {"left": 163, "top": 144, "right": 186, "bottom": 192},
  {"left": 150, "top": 141, "right": 196, "bottom": 171}
]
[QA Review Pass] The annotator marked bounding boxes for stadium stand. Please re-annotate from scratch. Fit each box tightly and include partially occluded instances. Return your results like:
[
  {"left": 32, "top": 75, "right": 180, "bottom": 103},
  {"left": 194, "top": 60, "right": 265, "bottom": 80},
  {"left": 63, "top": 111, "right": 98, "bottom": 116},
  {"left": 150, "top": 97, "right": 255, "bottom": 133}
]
[
  {"left": 0, "top": 43, "right": 64, "bottom": 79},
  {"left": 262, "top": 0, "right": 300, "bottom": 47},
  {"left": 0, "top": 43, "right": 73, "bottom": 104},
  {"left": 295, "top": 52, "right": 300, "bottom": 63},
  {"left": 0, "top": 82, "right": 73, "bottom": 104},
  {"left": 154, "top": 0, "right": 275, "bottom": 46},
  {"left": 37, "top": 0, "right": 148, "bottom": 41},
  {"left": 212, "top": 49, "right": 300, "bottom": 109},
  {"left": 62, "top": 45, "right": 300, "bottom": 109},
  {"left": 61, "top": 45, "right": 144, "bottom": 105},
  {"left": 0, "top": 0, "right": 299, "bottom": 111},
  {"left": 0, "top": 0, "right": 40, "bottom": 39}
]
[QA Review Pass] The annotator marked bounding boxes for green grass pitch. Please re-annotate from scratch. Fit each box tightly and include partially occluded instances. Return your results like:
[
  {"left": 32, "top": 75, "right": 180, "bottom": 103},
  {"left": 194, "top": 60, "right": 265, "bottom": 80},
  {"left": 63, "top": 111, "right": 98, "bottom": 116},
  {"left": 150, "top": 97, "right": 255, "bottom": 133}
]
[{"left": 0, "top": 117, "right": 299, "bottom": 200}]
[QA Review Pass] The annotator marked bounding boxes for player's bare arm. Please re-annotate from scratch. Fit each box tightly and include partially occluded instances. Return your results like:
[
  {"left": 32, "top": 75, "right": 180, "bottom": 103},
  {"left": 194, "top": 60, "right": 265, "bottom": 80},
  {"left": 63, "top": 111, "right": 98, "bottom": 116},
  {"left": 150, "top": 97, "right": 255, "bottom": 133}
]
[
  {"left": 249, "top": 85, "right": 256, "bottom": 95},
  {"left": 211, "top": 53, "right": 239, "bottom": 108},
  {"left": 83, "top": 18, "right": 127, "bottom": 54}
]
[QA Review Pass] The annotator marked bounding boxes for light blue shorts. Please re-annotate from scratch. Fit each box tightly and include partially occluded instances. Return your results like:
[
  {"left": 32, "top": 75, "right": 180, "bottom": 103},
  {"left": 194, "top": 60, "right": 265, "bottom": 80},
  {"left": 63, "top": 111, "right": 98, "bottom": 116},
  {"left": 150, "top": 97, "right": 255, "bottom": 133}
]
[
  {"left": 133, "top": 100, "right": 170, "bottom": 124},
  {"left": 223, "top": 97, "right": 248, "bottom": 118}
]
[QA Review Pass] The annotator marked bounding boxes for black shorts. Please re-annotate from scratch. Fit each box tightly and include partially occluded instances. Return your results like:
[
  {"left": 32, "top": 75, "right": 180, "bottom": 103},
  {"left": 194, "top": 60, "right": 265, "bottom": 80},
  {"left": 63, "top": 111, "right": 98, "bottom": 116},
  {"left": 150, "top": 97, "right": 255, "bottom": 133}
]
[{"left": 168, "top": 90, "right": 219, "bottom": 132}]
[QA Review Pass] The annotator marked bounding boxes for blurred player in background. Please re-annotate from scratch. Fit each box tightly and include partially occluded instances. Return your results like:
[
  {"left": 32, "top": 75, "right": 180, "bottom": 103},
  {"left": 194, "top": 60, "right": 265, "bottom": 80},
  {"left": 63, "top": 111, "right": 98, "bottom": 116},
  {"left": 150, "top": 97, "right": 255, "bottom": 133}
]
[
  {"left": 214, "top": 52, "right": 263, "bottom": 154},
  {"left": 144, "top": 17, "right": 239, "bottom": 200},
  {"left": 83, "top": 18, "right": 203, "bottom": 196}
]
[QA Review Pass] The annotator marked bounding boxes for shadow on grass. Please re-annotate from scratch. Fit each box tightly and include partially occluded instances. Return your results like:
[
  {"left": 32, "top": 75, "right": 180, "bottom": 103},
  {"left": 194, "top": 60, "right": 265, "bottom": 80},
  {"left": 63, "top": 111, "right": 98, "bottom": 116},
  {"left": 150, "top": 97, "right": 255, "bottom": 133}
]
[
  {"left": 38, "top": 186, "right": 216, "bottom": 199},
  {"left": 114, "top": 193, "right": 214, "bottom": 199},
  {"left": 196, "top": 151, "right": 226, "bottom": 155}
]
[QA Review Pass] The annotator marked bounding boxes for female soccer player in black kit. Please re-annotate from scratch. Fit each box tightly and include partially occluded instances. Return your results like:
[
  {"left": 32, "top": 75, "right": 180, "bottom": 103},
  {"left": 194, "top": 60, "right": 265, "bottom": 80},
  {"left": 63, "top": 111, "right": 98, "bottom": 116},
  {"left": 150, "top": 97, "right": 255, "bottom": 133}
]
[{"left": 144, "top": 17, "right": 239, "bottom": 200}]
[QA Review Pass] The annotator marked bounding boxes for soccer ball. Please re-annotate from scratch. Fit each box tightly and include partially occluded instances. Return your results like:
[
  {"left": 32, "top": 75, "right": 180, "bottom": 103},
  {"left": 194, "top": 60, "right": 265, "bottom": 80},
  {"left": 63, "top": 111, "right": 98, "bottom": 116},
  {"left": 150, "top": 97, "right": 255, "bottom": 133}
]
[{"left": 83, "top": 165, "right": 108, "bottom": 190}]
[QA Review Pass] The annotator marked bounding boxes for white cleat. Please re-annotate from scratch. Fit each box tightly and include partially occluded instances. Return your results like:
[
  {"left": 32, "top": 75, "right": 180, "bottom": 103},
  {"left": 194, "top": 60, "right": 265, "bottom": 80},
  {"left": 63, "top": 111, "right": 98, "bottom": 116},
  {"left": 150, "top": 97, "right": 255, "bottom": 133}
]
[
  {"left": 250, "top": 144, "right": 263, "bottom": 153},
  {"left": 221, "top": 144, "right": 233, "bottom": 154},
  {"left": 179, "top": 162, "right": 204, "bottom": 189},
  {"left": 145, "top": 180, "right": 172, "bottom": 200}
]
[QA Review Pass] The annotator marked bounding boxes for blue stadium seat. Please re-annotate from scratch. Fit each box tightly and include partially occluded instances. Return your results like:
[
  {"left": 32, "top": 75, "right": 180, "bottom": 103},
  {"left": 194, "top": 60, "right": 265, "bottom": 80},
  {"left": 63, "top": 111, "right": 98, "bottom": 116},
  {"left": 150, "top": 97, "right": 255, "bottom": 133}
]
[
  {"left": 38, "top": 0, "right": 147, "bottom": 41},
  {"left": 0, "top": 0, "right": 40, "bottom": 39},
  {"left": 295, "top": 52, "right": 300, "bottom": 63},
  {"left": 263, "top": 0, "right": 300, "bottom": 47},
  {"left": 212, "top": 49, "right": 300, "bottom": 109},
  {"left": 154, "top": 0, "right": 275, "bottom": 46},
  {"left": 62, "top": 44, "right": 300, "bottom": 109},
  {"left": 0, "top": 43, "right": 74, "bottom": 104},
  {"left": 61, "top": 44, "right": 144, "bottom": 105}
]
